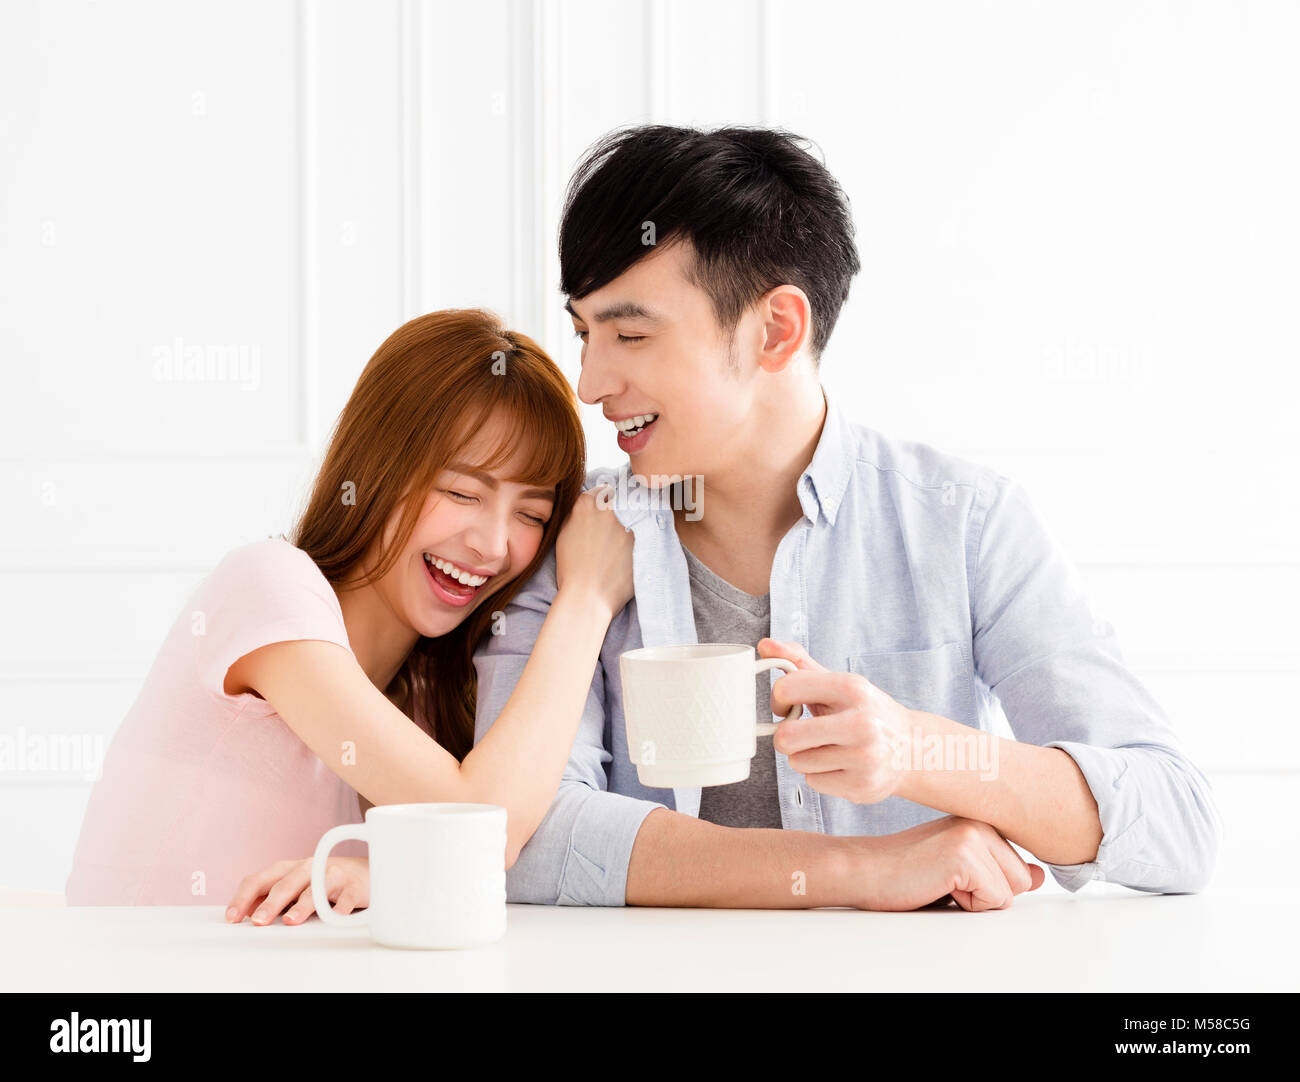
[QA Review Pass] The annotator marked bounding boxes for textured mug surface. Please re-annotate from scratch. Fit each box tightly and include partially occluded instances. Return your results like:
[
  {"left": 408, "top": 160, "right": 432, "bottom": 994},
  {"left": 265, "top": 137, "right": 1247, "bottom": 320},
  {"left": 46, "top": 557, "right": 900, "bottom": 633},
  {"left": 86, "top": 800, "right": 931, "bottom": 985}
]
[
  {"left": 620, "top": 643, "right": 800, "bottom": 787},
  {"left": 312, "top": 803, "right": 506, "bottom": 950}
]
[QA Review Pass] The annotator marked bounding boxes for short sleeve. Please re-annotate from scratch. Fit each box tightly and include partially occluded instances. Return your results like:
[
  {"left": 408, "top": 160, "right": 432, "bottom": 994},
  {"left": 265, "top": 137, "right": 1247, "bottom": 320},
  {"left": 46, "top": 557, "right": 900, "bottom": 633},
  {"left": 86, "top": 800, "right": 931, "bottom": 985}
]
[{"left": 189, "top": 539, "right": 352, "bottom": 714}]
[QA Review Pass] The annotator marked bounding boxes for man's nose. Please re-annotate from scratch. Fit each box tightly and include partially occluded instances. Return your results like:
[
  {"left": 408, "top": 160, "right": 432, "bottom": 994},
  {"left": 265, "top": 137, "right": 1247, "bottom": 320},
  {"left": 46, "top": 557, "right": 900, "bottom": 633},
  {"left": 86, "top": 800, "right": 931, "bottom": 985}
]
[{"left": 575, "top": 342, "right": 623, "bottom": 405}]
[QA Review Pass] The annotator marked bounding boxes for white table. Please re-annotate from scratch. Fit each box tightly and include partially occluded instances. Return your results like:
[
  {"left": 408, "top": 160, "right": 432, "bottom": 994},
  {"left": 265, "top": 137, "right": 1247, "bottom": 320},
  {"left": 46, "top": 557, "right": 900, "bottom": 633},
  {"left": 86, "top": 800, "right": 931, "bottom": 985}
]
[
  {"left": 0, "top": 881, "right": 1293, "bottom": 993},
  {"left": 5, "top": 773, "right": 1294, "bottom": 993}
]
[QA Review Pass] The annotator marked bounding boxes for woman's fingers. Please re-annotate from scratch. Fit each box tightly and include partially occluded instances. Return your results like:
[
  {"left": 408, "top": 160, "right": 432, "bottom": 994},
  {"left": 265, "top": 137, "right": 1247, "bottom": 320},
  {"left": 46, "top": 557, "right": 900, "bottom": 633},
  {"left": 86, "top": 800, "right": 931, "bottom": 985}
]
[
  {"left": 225, "top": 860, "right": 299, "bottom": 923},
  {"left": 271, "top": 862, "right": 363, "bottom": 925},
  {"left": 332, "top": 886, "right": 360, "bottom": 917},
  {"left": 282, "top": 885, "right": 315, "bottom": 926},
  {"left": 228, "top": 858, "right": 363, "bottom": 927},
  {"left": 249, "top": 863, "right": 313, "bottom": 925}
]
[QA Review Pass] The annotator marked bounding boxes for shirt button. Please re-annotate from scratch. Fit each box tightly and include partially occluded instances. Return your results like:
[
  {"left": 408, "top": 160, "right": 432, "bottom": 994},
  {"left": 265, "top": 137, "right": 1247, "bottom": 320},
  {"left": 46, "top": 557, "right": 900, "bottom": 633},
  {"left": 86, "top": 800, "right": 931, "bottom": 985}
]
[
  {"left": 656, "top": 513, "right": 667, "bottom": 528},
  {"left": 794, "top": 788, "right": 804, "bottom": 808}
]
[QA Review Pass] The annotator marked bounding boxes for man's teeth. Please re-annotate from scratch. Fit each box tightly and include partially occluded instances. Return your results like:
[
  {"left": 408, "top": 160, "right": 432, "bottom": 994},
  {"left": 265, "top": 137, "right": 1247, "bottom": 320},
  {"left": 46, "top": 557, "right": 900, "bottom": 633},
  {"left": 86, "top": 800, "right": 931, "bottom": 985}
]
[
  {"left": 423, "top": 554, "right": 487, "bottom": 587},
  {"left": 615, "top": 413, "right": 658, "bottom": 435}
]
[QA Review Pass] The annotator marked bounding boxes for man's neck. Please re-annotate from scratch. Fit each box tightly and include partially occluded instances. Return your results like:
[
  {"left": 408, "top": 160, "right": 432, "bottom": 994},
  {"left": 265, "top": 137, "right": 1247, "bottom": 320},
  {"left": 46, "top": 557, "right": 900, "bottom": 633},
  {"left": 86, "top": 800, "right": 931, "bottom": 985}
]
[{"left": 673, "top": 383, "right": 828, "bottom": 591}]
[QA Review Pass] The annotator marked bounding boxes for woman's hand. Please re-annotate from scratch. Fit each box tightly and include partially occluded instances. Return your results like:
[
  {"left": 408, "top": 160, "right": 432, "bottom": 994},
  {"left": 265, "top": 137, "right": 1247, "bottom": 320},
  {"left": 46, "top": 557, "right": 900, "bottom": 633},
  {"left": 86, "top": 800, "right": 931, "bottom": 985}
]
[
  {"left": 225, "top": 856, "right": 369, "bottom": 926},
  {"left": 554, "top": 483, "right": 634, "bottom": 617}
]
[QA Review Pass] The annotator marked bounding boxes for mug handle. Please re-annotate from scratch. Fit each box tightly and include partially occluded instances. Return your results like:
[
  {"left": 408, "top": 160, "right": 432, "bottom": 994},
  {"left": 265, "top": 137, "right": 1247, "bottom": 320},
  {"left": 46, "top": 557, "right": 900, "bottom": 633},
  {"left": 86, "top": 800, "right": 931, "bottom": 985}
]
[
  {"left": 754, "top": 657, "right": 802, "bottom": 736},
  {"left": 311, "top": 823, "right": 369, "bottom": 928}
]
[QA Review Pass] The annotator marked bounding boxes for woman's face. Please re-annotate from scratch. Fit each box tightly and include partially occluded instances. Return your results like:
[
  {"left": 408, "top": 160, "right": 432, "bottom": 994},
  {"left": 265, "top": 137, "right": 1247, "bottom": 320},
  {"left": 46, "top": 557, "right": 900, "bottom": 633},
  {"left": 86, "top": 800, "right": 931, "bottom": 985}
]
[{"left": 377, "top": 412, "right": 558, "bottom": 639}]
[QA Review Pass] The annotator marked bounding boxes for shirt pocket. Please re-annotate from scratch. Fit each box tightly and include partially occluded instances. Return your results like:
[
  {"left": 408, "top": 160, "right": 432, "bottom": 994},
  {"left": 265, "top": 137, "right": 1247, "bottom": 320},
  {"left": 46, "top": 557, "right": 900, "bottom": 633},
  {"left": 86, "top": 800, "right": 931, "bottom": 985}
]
[{"left": 845, "top": 642, "right": 979, "bottom": 729}]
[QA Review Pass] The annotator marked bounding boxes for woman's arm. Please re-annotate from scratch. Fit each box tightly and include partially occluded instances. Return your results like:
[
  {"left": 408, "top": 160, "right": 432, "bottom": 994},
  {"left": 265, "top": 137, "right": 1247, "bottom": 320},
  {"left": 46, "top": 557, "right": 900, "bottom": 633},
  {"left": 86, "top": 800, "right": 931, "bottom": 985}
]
[{"left": 228, "top": 489, "right": 630, "bottom": 866}]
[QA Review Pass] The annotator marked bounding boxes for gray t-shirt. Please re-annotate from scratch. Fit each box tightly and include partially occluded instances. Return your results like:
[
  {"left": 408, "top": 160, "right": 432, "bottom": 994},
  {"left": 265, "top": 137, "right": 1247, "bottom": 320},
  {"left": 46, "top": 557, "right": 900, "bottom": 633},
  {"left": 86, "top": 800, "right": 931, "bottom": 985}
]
[{"left": 682, "top": 545, "right": 782, "bottom": 829}]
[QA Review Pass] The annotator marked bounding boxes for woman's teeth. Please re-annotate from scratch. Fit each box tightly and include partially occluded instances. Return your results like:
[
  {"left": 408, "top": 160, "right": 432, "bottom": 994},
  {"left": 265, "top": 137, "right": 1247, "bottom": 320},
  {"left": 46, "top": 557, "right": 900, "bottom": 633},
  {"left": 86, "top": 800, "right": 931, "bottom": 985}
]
[
  {"left": 615, "top": 413, "right": 658, "bottom": 436},
  {"left": 423, "top": 554, "right": 488, "bottom": 587}
]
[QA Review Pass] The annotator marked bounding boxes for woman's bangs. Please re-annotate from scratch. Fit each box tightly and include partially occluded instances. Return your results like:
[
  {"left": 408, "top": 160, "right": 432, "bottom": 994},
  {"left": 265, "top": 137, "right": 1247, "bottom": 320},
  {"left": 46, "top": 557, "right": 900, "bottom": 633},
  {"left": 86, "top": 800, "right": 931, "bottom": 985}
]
[{"left": 455, "top": 391, "right": 580, "bottom": 493}]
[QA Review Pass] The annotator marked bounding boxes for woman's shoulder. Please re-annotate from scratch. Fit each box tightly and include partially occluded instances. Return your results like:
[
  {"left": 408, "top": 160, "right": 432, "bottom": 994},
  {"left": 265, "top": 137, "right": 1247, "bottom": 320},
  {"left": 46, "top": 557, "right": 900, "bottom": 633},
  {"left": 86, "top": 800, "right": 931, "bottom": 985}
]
[
  {"left": 188, "top": 538, "right": 352, "bottom": 695},
  {"left": 194, "top": 537, "right": 345, "bottom": 631},
  {"left": 208, "top": 536, "right": 332, "bottom": 595}
]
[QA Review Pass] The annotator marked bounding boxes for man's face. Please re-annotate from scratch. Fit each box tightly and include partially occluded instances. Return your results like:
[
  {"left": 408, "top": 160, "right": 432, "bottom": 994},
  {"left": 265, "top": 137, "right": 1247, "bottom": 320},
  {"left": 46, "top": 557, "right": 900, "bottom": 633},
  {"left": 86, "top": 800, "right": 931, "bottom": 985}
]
[{"left": 568, "top": 240, "right": 758, "bottom": 484}]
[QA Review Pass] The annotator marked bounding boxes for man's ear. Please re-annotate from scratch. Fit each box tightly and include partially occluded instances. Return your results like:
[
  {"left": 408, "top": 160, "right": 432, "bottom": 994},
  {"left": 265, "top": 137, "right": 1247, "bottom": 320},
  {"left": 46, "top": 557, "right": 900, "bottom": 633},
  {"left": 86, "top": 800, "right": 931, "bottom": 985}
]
[{"left": 757, "top": 284, "right": 814, "bottom": 373}]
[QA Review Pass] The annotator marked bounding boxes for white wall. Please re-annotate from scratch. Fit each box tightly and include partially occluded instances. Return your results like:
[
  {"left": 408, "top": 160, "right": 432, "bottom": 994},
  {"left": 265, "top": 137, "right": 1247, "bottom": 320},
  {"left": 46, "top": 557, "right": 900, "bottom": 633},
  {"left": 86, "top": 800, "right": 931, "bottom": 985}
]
[{"left": 2, "top": 0, "right": 1296, "bottom": 889}]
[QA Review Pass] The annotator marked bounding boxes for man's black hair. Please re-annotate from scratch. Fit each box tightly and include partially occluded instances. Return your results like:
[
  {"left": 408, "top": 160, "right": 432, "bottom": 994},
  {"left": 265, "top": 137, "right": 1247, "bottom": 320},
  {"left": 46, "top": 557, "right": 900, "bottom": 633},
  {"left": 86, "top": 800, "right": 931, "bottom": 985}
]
[{"left": 558, "top": 125, "right": 861, "bottom": 360}]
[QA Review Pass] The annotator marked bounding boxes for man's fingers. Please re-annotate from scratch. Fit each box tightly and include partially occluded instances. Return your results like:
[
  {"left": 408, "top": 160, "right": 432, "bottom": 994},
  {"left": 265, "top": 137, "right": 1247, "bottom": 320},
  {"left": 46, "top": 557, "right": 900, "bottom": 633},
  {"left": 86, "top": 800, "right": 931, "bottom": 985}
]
[
  {"left": 771, "top": 708, "right": 864, "bottom": 755},
  {"left": 757, "top": 638, "right": 826, "bottom": 673},
  {"left": 769, "top": 669, "right": 863, "bottom": 718},
  {"left": 970, "top": 847, "right": 1015, "bottom": 912},
  {"left": 950, "top": 846, "right": 1013, "bottom": 913},
  {"left": 984, "top": 833, "right": 1035, "bottom": 898}
]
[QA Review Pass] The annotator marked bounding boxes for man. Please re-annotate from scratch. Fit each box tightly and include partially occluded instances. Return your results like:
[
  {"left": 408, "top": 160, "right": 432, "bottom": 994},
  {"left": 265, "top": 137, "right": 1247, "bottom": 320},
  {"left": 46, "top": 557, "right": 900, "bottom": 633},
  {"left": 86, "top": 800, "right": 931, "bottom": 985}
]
[{"left": 473, "top": 125, "right": 1222, "bottom": 911}]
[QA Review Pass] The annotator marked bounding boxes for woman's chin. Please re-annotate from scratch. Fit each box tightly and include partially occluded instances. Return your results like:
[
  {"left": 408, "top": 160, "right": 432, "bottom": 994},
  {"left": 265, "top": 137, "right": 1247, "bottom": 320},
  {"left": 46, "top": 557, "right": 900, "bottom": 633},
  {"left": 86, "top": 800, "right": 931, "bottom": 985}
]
[
  {"left": 413, "top": 590, "right": 494, "bottom": 638},
  {"left": 415, "top": 609, "right": 465, "bottom": 638}
]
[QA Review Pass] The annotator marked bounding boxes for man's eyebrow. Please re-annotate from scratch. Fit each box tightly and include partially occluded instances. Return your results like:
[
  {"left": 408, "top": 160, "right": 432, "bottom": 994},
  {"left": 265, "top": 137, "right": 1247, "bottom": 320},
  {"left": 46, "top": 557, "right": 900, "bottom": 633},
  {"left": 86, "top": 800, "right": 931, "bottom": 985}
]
[
  {"left": 445, "top": 462, "right": 555, "bottom": 503},
  {"left": 564, "top": 297, "right": 663, "bottom": 324}
]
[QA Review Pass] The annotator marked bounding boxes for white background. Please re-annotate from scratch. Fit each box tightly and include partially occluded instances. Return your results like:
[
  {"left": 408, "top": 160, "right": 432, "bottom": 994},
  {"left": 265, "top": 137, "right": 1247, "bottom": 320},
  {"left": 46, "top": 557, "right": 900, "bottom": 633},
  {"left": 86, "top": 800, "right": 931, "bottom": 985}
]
[{"left": 2, "top": 0, "right": 1296, "bottom": 891}]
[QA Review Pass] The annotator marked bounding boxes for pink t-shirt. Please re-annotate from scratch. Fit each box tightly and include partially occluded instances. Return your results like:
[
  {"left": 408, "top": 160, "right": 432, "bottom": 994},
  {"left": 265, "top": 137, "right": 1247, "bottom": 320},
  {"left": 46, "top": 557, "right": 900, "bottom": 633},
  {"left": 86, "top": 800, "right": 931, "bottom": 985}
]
[{"left": 65, "top": 538, "right": 366, "bottom": 906}]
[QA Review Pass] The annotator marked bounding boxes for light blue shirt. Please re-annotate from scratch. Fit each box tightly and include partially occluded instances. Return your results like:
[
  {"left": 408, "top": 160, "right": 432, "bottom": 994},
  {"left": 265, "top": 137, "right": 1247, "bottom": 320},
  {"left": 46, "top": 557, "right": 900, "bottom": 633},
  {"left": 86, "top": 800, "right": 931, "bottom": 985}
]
[{"left": 473, "top": 389, "right": 1223, "bottom": 905}]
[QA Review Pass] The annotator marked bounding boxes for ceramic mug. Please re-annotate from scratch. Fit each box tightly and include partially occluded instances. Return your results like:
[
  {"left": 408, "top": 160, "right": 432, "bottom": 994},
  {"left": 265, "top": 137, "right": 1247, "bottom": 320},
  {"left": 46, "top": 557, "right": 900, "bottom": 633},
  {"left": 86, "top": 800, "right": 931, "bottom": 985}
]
[
  {"left": 619, "top": 643, "right": 804, "bottom": 788},
  {"left": 311, "top": 802, "right": 506, "bottom": 949}
]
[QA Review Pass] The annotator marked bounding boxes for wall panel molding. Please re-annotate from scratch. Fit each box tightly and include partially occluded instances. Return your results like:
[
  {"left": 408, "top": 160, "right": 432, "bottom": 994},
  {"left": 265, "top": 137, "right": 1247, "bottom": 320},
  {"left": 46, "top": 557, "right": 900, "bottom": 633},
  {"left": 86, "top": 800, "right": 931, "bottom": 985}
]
[
  {"left": 399, "top": 0, "right": 423, "bottom": 319},
  {"left": 296, "top": 0, "right": 320, "bottom": 451}
]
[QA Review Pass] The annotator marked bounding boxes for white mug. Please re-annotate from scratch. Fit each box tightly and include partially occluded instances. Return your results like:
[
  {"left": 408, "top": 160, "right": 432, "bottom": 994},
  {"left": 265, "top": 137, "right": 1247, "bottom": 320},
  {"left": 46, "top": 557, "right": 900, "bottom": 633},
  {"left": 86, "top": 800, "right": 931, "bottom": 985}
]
[
  {"left": 311, "top": 803, "right": 506, "bottom": 950},
  {"left": 619, "top": 643, "right": 804, "bottom": 788}
]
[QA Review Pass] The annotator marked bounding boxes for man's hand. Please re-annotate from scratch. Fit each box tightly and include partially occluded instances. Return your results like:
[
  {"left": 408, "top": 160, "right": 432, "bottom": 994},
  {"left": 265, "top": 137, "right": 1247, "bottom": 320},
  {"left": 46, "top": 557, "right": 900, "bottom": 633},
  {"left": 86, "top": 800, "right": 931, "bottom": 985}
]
[
  {"left": 848, "top": 815, "right": 1047, "bottom": 912},
  {"left": 759, "top": 637, "right": 915, "bottom": 804}
]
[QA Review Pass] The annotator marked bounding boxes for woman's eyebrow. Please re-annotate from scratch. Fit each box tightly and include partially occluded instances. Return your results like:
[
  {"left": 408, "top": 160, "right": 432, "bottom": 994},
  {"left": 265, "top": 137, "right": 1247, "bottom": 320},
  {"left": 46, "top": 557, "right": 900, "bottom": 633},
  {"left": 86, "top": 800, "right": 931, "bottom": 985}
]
[{"left": 446, "top": 462, "right": 555, "bottom": 502}]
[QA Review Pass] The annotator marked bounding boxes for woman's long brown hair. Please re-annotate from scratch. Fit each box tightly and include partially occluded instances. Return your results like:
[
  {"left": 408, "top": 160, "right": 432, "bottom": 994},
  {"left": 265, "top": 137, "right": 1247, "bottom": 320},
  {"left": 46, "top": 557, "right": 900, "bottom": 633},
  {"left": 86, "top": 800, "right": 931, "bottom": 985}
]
[{"left": 290, "top": 309, "right": 586, "bottom": 762}]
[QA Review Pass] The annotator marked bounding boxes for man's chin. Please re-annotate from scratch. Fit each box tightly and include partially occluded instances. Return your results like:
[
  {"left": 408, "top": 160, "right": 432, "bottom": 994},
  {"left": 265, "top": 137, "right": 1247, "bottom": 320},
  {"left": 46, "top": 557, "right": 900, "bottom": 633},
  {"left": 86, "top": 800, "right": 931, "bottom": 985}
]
[{"left": 627, "top": 453, "right": 687, "bottom": 486}]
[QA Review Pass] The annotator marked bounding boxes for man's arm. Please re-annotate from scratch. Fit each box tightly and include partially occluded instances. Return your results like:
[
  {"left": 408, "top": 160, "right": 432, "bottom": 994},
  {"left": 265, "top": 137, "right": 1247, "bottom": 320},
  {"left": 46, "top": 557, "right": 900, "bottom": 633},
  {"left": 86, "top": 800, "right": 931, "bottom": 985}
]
[
  {"left": 626, "top": 810, "right": 864, "bottom": 908},
  {"left": 959, "top": 474, "right": 1223, "bottom": 893},
  {"left": 889, "top": 710, "right": 1103, "bottom": 865},
  {"left": 476, "top": 521, "right": 1048, "bottom": 911},
  {"left": 473, "top": 547, "right": 667, "bottom": 905}
]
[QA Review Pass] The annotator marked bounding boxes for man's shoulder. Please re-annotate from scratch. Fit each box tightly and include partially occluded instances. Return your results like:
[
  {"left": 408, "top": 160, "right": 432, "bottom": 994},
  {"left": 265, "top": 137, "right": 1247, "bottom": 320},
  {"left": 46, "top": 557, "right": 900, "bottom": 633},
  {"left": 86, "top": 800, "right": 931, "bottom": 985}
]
[
  {"left": 584, "top": 463, "right": 626, "bottom": 489},
  {"left": 843, "top": 417, "right": 1004, "bottom": 501},
  {"left": 510, "top": 544, "right": 559, "bottom": 604}
]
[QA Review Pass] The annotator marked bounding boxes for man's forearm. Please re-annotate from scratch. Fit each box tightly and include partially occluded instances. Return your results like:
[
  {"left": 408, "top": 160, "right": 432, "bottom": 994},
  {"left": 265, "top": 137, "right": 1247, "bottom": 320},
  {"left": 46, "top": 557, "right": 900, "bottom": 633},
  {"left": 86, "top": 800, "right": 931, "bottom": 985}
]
[
  {"left": 624, "top": 808, "right": 857, "bottom": 908},
  {"left": 896, "top": 711, "right": 1103, "bottom": 865}
]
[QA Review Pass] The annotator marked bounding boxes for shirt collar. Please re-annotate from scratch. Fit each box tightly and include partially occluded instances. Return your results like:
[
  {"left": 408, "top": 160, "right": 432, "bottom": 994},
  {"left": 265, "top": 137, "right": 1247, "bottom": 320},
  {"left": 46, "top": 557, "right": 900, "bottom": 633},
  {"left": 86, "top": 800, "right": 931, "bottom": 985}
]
[{"left": 797, "top": 388, "right": 854, "bottom": 527}]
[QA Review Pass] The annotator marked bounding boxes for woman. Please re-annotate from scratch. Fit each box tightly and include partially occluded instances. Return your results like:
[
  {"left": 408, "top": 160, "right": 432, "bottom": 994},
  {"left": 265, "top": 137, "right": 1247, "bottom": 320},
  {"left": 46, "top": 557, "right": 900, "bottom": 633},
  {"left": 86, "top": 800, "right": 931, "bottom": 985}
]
[{"left": 65, "top": 309, "right": 631, "bottom": 915}]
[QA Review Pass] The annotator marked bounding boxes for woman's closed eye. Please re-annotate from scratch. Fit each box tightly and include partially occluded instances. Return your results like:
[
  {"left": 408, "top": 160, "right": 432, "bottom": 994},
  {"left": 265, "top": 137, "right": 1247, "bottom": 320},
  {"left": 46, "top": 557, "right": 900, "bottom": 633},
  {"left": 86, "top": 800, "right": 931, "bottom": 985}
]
[{"left": 445, "top": 489, "right": 547, "bottom": 527}]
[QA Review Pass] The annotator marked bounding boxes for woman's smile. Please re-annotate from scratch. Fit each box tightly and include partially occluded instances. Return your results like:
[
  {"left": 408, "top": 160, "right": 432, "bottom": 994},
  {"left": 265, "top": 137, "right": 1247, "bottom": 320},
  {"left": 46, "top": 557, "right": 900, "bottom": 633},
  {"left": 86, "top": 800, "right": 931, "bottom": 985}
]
[{"left": 422, "top": 552, "right": 489, "bottom": 607}]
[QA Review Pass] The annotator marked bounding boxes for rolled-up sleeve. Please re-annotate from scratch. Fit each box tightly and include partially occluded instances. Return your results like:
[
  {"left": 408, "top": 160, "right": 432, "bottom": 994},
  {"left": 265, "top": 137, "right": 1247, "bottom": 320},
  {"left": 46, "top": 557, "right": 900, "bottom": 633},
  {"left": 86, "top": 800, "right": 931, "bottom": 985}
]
[
  {"left": 472, "top": 549, "right": 665, "bottom": 905},
  {"left": 969, "top": 474, "right": 1223, "bottom": 894}
]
